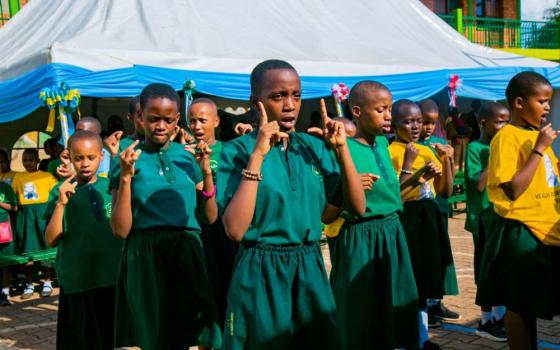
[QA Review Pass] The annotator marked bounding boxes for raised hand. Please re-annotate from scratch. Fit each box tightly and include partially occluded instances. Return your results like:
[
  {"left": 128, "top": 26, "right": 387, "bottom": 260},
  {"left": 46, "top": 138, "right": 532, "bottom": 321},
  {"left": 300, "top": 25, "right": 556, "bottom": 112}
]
[
  {"left": 418, "top": 161, "right": 442, "bottom": 184},
  {"left": 57, "top": 176, "right": 78, "bottom": 205},
  {"left": 403, "top": 143, "right": 419, "bottom": 172},
  {"left": 234, "top": 122, "right": 254, "bottom": 136},
  {"left": 432, "top": 143, "right": 453, "bottom": 160},
  {"left": 535, "top": 123, "right": 560, "bottom": 153},
  {"left": 119, "top": 140, "right": 142, "bottom": 180},
  {"left": 360, "top": 173, "right": 380, "bottom": 191},
  {"left": 252, "top": 102, "right": 289, "bottom": 158},
  {"left": 104, "top": 131, "right": 123, "bottom": 157},
  {"left": 185, "top": 141, "right": 213, "bottom": 176},
  {"left": 320, "top": 99, "right": 346, "bottom": 149}
]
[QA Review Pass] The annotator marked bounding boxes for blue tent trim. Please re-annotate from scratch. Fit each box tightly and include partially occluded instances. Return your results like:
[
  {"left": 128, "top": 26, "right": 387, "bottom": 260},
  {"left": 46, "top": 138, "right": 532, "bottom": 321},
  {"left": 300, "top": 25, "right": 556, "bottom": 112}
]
[{"left": 1, "top": 63, "right": 560, "bottom": 123}]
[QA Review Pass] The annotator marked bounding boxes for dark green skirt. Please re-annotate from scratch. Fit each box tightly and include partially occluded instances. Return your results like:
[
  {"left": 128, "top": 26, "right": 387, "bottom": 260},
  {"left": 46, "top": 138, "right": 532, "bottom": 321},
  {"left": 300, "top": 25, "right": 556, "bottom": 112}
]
[
  {"left": 57, "top": 286, "right": 116, "bottom": 350},
  {"left": 16, "top": 203, "right": 49, "bottom": 253},
  {"left": 476, "top": 209, "right": 560, "bottom": 319},
  {"left": 200, "top": 218, "right": 239, "bottom": 332},
  {"left": 114, "top": 229, "right": 222, "bottom": 350},
  {"left": 400, "top": 200, "right": 459, "bottom": 303},
  {"left": 222, "top": 242, "right": 340, "bottom": 350},
  {"left": 330, "top": 214, "right": 419, "bottom": 350}
]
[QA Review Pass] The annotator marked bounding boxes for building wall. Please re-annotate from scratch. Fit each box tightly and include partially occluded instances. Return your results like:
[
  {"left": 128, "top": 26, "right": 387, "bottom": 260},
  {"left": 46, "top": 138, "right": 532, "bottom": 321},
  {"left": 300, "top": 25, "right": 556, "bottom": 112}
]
[{"left": 419, "top": 0, "right": 518, "bottom": 19}]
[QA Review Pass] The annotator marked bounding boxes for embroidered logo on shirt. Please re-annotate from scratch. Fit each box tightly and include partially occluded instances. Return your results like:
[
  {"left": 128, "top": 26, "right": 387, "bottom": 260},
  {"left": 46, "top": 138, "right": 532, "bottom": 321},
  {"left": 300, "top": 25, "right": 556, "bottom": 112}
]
[
  {"left": 105, "top": 203, "right": 112, "bottom": 218},
  {"left": 0, "top": 194, "right": 5, "bottom": 202},
  {"left": 543, "top": 154, "right": 559, "bottom": 188},
  {"left": 23, "top": 182, "right": 39, "bottom": 200},
  {"left": 311, "top": 164, "right": 322, "bottom": 177},
  {"left": 210, "top": 159, "right": 219, "bottom": 174}
]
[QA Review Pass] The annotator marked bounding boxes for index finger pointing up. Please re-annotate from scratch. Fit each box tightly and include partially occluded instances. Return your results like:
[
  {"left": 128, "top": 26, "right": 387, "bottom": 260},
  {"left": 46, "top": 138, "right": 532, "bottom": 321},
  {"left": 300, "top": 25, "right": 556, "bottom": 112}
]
[
  {"left": 320, "top": 99, "right": 331, "bottom": 126},
  {"left": 257, "top": 101, "right": 268, "bottom": 127}
]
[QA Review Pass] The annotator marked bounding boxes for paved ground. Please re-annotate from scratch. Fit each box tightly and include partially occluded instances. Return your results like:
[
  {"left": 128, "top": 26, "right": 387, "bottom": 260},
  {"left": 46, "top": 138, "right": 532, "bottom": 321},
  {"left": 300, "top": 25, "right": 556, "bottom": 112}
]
[{"left": 1, "top": 209, "right": 559, "bottom": 349}]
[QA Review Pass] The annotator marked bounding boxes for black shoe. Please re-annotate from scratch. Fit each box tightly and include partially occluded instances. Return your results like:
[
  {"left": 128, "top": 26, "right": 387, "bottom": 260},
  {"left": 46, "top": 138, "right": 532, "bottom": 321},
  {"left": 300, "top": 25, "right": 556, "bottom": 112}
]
[
  {"left": 0, "top": 293, "right": 13, "bottom": 306},
  {"left": 428, "top": 302, "right": 462, "bottom": 322},
  {"left": 427, "top": 313, "right": 442, "bottom": 328},
  {"left": 475, "top": 319, "right": 507, "bottom": 342},
  {"left": 421, "top": 340, "right": 442, "bottom": 350}
]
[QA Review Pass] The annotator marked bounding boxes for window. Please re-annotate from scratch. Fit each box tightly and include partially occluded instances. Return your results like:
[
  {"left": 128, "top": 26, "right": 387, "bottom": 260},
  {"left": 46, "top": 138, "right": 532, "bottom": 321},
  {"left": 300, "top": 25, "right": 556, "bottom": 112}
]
[
  {"left": 11, "top": 131, "right": 51, "bottom": 172},
  {"left": 434, "top": 0, "right": 458, "bottom": 14},
  {"left": 476, "top": 0, "right": 484, "bottom": 16},
  {"left": 476, "top": 0, "right": 502, "bottom": 17}
]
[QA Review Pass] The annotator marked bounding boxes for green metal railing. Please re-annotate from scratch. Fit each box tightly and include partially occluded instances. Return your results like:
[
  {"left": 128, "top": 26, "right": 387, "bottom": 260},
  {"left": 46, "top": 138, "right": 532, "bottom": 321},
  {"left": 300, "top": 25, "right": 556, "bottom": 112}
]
[
  {"left": 0, "top": 0, "right": 24, "bottom": 26},
  {"left": 439, "top": 11, "right": 560, "bottom": 49}
]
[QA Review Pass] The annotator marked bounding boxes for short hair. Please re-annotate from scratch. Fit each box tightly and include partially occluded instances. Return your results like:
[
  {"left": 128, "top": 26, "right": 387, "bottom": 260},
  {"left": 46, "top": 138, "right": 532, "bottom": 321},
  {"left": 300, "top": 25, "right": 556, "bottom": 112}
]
[
  {"left": 418, "top": 99, "right": 439, "bottom": 115},
  {"left": 505, "top": 71, "right": 551, "bottom": 107},
  {"left": 478, "top": 102, "right": 509, "bottom": 122},
  {"left": 250, "top": 59, "right": 297, "bottom": 95},
  {"left": 128, "top": 96, "right": 141, "bottom": 115},
  {"left": 348, "top": 80, "right": 390, "bottom": 109},
  {"left": 76, "top": 116, "right": 102, "bottom": 134},
  {"left": 140, "top": 83, "right": 180, "bottom": 110},
  {"left": 190, "top": 97, "right": 218, "bottom": 113},
  {"left": 68, "top": 130, "right": 103, "bottom": 151},
  {"left": 23, "top": 148, "right": 39, "bottom": 159},
  {"left": 392, "top": 99, "right": 421, "bottom": 123},
  {"left": 43, "top": 138, "right": 56, "bottom": 149}
]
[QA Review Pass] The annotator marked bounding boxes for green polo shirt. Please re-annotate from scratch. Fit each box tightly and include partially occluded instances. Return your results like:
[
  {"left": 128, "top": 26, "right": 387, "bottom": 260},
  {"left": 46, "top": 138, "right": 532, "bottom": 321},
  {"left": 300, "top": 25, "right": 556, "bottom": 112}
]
[
  {"left": 44, "top": 177, "right": 122, "bottom": 293},
  {"left": 210, "top": 140, "right": 223, "bottom": 184},
  {"left": 464, "top": 140, "right": 490, "bottom": 233},
  {"left": 47, "top": 158, "right": 62, "bottom": 178},
  {"left": 217, "top": 131, "right": 342, "bottom": 245},
  {"left": 342, "top": 137, "right": 402, "bottom": 221},
  {"left": 110, "top": 142, "right": 203, "bottom": 231},
  {"left": 0, "top": 182, "right": 16, "bottom": 223}
]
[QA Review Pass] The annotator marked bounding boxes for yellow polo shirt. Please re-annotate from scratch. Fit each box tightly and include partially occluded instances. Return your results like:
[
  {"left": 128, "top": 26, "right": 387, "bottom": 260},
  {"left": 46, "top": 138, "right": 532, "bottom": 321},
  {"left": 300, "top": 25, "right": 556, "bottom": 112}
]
[
  {"left": 388, "top": 141, "right": 441, "bottom": 202},
  {"left": 12, "top": 171, "right": 57, "bottom": 205},
  {"left": 487, "top": 124, "right": 560, "bottom": 246}
]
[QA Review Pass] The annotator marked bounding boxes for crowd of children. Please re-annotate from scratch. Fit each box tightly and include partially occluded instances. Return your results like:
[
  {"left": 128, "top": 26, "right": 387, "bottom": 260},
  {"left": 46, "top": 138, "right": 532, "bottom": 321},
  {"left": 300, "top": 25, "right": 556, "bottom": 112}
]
[{"left": 0, "top": 61, "right": 559, "bottom": 350}]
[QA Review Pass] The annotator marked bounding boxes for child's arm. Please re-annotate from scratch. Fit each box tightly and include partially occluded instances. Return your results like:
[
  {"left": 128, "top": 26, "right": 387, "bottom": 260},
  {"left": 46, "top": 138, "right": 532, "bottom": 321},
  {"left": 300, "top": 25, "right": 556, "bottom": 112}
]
[
  {"left": 45, "top": 177, "right": 76, "bottom": 247},
  {"left": 0, "top": 202, "right": 17, "bottom": 213},
  {"left": 187, "top": 141, "right": 218, "bottom": 225},
  {"left": 222, "top": 102, "right": 289, "bottom": 241},
  {"left": 433, "top": 144, "right": 454, "bottom": 198},
  {"left": 501, "top": 124, "right": 558, "bottom": 200},
  {"left": 322, "top": 203, "right": 343, "bottom": 224},
  {"left": 321, "top": 100, "right": 365, "bottom": 216},
  {"left": 476, "top": 167, "right": 489, "bottom": 193},
  {"left": 399, "top": 143, "right": 419, "bottom": 185},
  {"left": 111, "top": 141, "right": 141, "bottom": 239},
  {"left": 400, "top": 161, "right": 441, "bottom": 199}
]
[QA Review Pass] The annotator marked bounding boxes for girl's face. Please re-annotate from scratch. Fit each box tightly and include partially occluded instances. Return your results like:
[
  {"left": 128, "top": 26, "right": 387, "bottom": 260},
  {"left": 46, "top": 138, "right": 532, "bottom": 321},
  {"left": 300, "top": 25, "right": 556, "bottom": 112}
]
[
  {"left": 70, "top": 139, "right": 102, "bottom": 182},
  {"left": 22, "top": 153, "right": 39, "bottom": 172},
  {"left": 421, "top": 112, "right": 439, "bottom": 140},
  {"left": 516, "top": 83, "right": 553, "bottom": 128},
  {"left": 354, "top": 89, "right": 393, "bottom": 136},
  {"left": 394, "top": 107, "right": 423, "bottom": 143},
  {"left": 142, "top": 97, "right": 180, "bottom": 147},
  {"left": 252, "top": 69, "right": 301, "bottom": 132}
]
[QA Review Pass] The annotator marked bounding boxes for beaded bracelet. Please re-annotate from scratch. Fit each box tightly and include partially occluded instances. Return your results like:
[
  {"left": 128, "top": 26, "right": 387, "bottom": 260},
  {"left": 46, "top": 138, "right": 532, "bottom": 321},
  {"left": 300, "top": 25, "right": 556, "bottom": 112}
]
[
  {"left": 401, "top": 169, "right": 413, "bottom": 175},
  {"left": 242, "top": 169, "right": 263, "bottom": 181}
]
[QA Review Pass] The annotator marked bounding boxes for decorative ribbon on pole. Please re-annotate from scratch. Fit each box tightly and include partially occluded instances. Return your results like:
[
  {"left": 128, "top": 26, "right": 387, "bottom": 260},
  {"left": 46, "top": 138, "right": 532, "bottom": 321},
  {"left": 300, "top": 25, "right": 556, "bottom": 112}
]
[
  {"left": 183, "top": 80, "right": 196, "bottom": 125},
  {"left": 448, "top": 74, "right": 461, "bottom": 109},
  {"left": 330, "top": 83, "right": 350, "bottom": 117},
  {"left": 39, "top": 82, "right": 81, "bottom": 147}
]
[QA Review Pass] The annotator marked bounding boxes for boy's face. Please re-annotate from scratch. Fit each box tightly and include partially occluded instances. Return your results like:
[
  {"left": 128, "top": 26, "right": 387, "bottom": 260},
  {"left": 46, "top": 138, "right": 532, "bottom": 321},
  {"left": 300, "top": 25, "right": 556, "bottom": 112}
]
[
  {"left": 70, "top": 139, "right": 102, "bottom": 181},
  {"left": 517, "top": 84, "right": 553, "bottom": 128},
  {"left": 394, "top": 107, "right": 422, "bottom": 143},
  {"left": 142, "top": 97, "right": 180, "bottom": 146},
  {"left": 188, "top": 103, "right": 220, "bottom": 143},
  {"left": 421, "top": 111, "right": 439, "bottom": 140},
  {"left": 354, "top": 89, "right": 393, "bottom": 136},
  {"left": 128, "top": 101, "right": 145, "bottom": 136},
  {"left": 252, "top": 69, "right": 301, "bottom": 132},
  {"left": 482, "top": 110, "right": 510, "bottom": 138},
  {"left": 22, "top": 153, "right": 39, "bottom": 172}
]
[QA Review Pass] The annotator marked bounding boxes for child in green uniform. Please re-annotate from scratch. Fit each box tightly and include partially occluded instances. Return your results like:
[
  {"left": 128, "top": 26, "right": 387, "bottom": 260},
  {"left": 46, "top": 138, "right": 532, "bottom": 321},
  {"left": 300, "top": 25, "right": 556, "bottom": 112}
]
[
  {"left": 44, "top": 131, "right": 123, "bottom": 349},
  {"left": 187, "top": 97, "right": 238, "bottom": 334},
  {"left": 217, "top": 60, "right": 365, "bottom": 350},
  {"left": 111, "top": 83, "right": 221, "bottom": 350},
  {"left": 0, "top": 179, "right": 18, "bottom": 306},
  {"left": 388, "top": 100, "right": 456, "bottom": 350},
  {"left": 480, "top": 71, "right": 560, "bottom": 350},
  {"left": 327, "top": 80, "right": 419, "bottom": 350},
  {"left": 12, "top": 149, "right": 58, "bottom": 298},
  {"left": 464, "top": 102, "right": 509, "bottom": 342},
  {"left": 418, "top": 99, "right": 461, "bottom": 325}
]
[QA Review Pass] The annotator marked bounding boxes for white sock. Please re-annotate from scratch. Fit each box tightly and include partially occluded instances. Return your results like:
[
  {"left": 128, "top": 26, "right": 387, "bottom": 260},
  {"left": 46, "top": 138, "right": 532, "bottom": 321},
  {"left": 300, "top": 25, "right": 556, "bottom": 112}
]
[
  {"left": 419, "top": 309, "right": 429, "bottom": 348},
  {"left": 25, "top": 283, "right": 34, "bottom": 290},
  {"left": 492, "top": 306, "right": 506, "bottom": 321},
  {"left": 426, "top": 299, "right": 439, "bottom": 307},
  {"left": 481, "top": 311, "right": 493, "bottom": 324},
  {"left": 1, "top": 287, "right": 9, "bottom": 295},
  {"left": 43, "top": 280, "right": 52, "bottom": 287}
]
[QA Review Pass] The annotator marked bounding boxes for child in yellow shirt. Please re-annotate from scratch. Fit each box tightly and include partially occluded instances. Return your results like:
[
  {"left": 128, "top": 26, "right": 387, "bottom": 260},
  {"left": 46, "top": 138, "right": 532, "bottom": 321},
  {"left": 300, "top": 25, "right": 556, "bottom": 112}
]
[
  {"left": 11, "top": 149, "right": 57, "bottom": 299},
  {"left": 388, "top": 99, "right": 456, "bottom": 350},
  {"left": 481, "top": 71, "right": 560, "bottom": 350}
]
